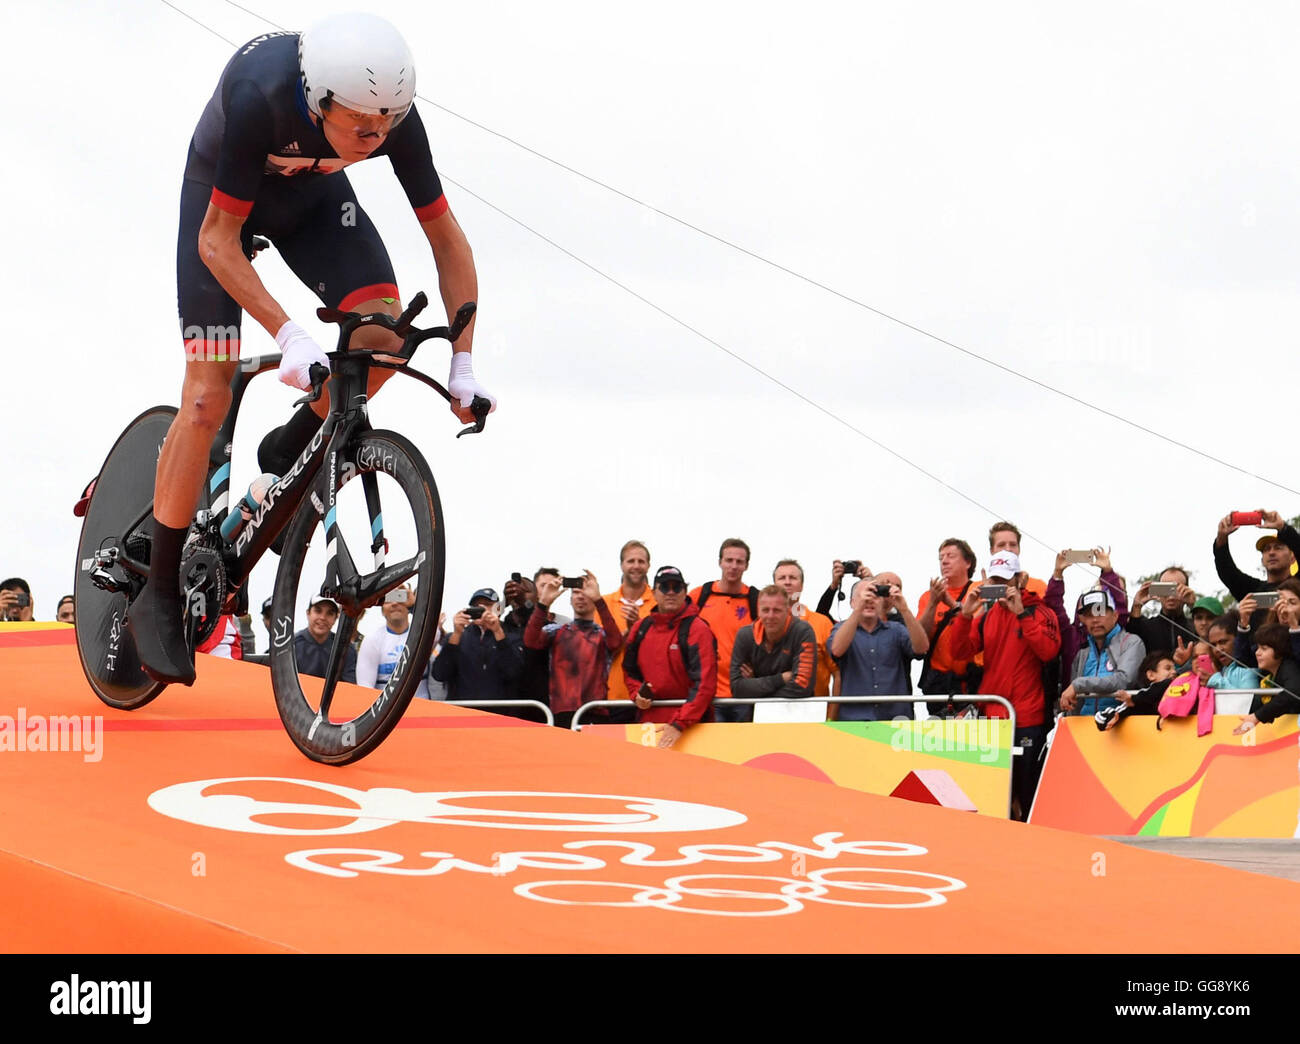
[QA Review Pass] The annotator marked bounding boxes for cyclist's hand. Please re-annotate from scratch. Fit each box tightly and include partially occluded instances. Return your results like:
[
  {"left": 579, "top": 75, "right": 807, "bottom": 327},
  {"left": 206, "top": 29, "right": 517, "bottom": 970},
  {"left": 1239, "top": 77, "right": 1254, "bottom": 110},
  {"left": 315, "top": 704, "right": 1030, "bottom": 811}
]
[
  {"left": 448, "top": 352, "right": 497, "bottom": 422},
  {"left": 276, "top": 322, "right": 330, "bottom": 391}
]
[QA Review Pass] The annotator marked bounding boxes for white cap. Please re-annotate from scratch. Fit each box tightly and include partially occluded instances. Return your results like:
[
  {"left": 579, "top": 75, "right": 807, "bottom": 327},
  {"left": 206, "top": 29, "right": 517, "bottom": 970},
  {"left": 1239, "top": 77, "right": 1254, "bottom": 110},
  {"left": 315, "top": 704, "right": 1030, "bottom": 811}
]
[{"left": 987, "top": 551, "right": 1021, "bottom": 580}]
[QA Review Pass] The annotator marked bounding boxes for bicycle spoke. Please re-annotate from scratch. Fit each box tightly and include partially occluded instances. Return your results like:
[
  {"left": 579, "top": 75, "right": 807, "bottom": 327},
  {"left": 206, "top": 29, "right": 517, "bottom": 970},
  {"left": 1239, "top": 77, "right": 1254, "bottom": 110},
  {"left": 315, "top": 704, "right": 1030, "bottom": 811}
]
[{"left": 316, "top": 610, "right": 359, "bottom": 720}]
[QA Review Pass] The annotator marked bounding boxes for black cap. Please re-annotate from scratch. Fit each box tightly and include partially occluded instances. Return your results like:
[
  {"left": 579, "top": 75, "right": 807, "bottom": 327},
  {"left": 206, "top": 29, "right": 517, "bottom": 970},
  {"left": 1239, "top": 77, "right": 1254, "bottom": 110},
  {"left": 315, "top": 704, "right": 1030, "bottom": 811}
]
[
  {"left": 262, "top": 597, "right": 273, "bottom": 616},
  {"left": 470, "top": 588, "right": 499, "bottom": 605},
  {"left": 653, "top": 566, "right": 687, "bottom": 588}
]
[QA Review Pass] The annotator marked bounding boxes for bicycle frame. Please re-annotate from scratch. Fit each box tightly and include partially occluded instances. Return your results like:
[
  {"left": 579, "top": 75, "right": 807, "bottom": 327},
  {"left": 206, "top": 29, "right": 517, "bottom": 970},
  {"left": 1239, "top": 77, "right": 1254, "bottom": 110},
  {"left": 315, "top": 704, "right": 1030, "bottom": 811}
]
[{"left": 99, "top": 294, "right": 480, "bottom": 619}]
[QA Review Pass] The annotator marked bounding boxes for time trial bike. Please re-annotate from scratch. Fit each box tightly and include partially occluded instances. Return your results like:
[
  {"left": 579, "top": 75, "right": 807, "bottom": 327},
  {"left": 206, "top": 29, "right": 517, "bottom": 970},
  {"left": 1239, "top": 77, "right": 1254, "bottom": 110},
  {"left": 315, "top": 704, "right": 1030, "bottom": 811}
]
[{"left": 73, "top": 292, "right": 487, "bottom": 765}]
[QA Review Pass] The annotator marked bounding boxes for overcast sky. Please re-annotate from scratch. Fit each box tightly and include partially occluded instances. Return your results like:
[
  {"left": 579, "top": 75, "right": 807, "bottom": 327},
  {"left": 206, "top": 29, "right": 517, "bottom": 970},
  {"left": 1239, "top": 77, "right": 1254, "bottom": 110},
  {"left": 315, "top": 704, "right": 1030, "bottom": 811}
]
[{"left": 5, "top": 0, "right": 1299, "bottom": 648}]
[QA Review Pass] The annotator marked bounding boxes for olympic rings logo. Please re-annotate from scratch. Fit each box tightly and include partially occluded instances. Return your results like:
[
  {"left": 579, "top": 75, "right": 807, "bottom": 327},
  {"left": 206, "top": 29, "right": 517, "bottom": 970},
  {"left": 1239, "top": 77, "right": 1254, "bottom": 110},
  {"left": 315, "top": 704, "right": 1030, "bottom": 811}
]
[{"left": 514, "top": 867, "right": 967, "bottom": 917}]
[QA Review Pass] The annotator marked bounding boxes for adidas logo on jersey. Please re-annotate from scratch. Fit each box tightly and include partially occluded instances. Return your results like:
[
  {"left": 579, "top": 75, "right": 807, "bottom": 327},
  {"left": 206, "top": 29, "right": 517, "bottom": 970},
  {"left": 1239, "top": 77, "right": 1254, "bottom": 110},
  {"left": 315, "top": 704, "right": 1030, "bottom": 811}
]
[{"left": 284, "top": 141, "right": 301, "bottom": 154}]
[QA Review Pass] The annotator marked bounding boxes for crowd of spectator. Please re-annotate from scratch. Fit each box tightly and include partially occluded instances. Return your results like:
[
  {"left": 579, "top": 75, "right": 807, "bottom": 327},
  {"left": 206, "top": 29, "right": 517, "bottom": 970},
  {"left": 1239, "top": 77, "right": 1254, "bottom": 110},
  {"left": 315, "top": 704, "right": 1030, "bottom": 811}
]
[{"left": 9, "top": 509, "right": 1300, "bottom": 819}]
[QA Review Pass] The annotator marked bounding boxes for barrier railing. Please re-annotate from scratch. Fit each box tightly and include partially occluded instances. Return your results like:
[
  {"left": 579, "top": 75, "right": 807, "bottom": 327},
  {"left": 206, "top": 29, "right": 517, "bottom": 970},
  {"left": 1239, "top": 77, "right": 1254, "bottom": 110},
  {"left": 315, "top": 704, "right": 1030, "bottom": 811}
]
[
  {"left": 450, "top": 699, "right": 554, "bottom": 726},
  {"left": 572, "top": 694, "right": 1018, "bottom": 816}
]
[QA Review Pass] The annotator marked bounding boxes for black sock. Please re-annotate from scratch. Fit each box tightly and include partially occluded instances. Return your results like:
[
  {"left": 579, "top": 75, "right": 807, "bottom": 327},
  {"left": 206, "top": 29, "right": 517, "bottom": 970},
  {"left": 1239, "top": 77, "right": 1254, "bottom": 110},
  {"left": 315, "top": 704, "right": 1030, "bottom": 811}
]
[
  {"left": 148, "top": 518, "right": 188, "bottom": 605},
  {"left": 258, "top": 406, "right": 322, "bottom": 476}
]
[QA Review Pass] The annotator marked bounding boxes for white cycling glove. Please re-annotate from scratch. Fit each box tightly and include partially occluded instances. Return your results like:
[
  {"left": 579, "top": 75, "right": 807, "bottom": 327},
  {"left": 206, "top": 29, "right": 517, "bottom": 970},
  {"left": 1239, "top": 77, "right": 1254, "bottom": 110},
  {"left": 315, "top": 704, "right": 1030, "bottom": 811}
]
[
  {"left": 275, "top": 321, "right": 330, "bottom": 391},
  {"left": 448, "top": 352, "right": 498, "bottom": 413}
]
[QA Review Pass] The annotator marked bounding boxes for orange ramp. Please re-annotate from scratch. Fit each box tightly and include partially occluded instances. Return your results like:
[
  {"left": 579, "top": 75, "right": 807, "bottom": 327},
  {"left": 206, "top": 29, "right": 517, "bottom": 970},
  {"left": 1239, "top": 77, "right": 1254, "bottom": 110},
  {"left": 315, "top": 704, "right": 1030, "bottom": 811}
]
[{"left": 3, "top": 627, "right": 1300, "bottom": 953}]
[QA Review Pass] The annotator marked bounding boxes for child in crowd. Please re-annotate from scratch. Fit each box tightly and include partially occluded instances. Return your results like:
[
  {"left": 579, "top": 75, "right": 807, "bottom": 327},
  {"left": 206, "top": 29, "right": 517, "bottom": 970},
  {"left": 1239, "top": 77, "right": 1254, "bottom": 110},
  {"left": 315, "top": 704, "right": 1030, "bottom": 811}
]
[{"left": 1234, "top": 624, "right": 1300, "bottom": 735}]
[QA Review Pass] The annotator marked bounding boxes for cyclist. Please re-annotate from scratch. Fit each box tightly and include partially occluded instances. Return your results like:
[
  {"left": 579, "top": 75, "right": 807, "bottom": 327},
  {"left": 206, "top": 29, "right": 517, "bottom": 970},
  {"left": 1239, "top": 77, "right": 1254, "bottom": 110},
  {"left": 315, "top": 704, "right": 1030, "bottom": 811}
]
[{"left": 131, "top": 13, "right": 495, "bottom": 684}]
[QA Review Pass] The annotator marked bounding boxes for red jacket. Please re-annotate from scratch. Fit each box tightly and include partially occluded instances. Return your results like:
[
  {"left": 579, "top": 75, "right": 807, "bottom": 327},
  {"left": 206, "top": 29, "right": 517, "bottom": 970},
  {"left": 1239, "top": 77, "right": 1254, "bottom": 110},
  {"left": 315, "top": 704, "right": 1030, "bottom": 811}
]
[
  {"left": 947, "top": 591, "right": 1060, "bottom": 727},
  {"left": 622, "top": 604, "right": 717, "bottom": 730}
]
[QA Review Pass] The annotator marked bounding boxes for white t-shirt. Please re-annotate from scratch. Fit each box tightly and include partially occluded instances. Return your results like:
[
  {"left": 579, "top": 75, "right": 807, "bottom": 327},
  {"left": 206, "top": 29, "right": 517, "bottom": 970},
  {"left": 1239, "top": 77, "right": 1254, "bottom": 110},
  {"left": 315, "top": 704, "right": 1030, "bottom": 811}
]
[{"left": 357, "top": 625, "right": 430, "bottom": 700}]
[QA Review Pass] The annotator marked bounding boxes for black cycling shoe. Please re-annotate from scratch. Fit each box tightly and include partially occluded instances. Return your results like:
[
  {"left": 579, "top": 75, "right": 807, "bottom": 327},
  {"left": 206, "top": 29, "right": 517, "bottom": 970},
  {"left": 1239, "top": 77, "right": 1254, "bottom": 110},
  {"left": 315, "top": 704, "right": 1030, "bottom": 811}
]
[{"left": 127, "top": 590, "right": 196, "bottom": 686}]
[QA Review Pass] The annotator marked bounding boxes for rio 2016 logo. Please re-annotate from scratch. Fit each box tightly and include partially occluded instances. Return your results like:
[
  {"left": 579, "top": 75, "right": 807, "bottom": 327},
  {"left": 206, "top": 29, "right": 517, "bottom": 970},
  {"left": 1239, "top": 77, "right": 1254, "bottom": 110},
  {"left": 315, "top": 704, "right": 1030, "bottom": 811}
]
[{"left": 147, "top": 779, "right": 966, "bottom": 917}]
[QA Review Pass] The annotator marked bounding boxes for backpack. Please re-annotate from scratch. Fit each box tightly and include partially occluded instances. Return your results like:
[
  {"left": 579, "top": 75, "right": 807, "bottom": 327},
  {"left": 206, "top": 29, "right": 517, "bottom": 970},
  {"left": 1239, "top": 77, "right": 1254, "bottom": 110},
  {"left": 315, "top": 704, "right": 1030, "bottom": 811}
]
[
  {"left": 623, "top": 614, "right": 697, "bottom": 687},
  {"left": 694, "top": 581, "right": 759, "bottom": 621}
]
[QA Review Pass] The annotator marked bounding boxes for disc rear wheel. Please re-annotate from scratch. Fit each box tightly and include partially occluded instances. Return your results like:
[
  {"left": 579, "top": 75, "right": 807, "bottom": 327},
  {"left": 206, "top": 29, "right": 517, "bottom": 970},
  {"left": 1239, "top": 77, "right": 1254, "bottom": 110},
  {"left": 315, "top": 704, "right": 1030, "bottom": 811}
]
[{"left": 74, "top": 406, "right": 176, "bottom": 709}]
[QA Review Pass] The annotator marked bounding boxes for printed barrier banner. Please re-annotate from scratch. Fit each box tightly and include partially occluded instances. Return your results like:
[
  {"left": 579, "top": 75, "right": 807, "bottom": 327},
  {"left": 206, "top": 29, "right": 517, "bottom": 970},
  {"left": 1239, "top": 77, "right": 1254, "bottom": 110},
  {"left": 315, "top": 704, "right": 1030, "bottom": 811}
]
[
  {"left": 1031, "top": 715, "right": 1300, "bottom": 837},
  {"left": 583, "top": 719, "right": 1013, "bottom": 818}
]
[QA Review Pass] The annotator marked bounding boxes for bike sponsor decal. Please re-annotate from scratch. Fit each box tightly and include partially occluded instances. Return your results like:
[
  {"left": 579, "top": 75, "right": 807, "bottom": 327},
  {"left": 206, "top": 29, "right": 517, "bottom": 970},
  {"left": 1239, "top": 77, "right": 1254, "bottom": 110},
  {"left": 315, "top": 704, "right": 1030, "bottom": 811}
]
[
  {"left": 355, "top": 444, "right": 396, "bottom": 476},
  {"left": 233, "top": 426, "right": 326, "bottom": 554},
  {"left": 106, "top": 612, "right": 123, "bottom": 673},
  {"left": 272, "top": 616, "right": 293, "bottom": 649},
  {"left": 145, "top": 781, "right": 966, "bottom": 918}
]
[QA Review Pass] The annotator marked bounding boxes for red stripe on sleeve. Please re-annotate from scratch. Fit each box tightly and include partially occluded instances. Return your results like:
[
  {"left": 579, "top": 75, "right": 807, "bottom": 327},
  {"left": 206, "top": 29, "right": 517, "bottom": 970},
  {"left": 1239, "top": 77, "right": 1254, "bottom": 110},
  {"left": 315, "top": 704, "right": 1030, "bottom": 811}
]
[
  {"left": 414, "top": 195, "right": 450, "bottom": 222},
  {"left": 210, "top": 188, "right": 254, "bottom": 218}
]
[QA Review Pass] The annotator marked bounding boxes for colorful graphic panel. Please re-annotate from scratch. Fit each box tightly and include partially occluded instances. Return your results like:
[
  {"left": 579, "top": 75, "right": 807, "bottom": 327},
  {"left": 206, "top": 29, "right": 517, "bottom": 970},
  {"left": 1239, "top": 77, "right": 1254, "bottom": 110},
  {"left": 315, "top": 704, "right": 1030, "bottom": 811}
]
[
  {"left": 1031, "top": 716, "right": 1300, "bottom": 837},
  {"left": 584, "top": 719, "right": 1013, "bottom": 817}
]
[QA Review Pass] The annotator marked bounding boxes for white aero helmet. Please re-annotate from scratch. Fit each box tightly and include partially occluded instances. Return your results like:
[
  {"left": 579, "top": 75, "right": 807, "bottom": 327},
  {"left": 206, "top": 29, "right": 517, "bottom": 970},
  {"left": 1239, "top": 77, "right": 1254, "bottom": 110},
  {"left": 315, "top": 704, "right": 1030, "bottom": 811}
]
[{"left": 299, "top": 12, "right": 416, "bottom": 124}]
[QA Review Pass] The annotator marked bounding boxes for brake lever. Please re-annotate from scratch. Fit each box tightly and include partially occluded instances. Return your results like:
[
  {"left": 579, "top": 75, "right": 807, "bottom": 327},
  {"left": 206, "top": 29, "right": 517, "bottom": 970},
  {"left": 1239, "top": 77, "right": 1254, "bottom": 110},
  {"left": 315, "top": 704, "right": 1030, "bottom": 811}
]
[
  {"left": 455, "top": 395, "right": 492, "bottom": 439},
  {"left": 293, "top": 362, "right": 331, "bottom": 407}
]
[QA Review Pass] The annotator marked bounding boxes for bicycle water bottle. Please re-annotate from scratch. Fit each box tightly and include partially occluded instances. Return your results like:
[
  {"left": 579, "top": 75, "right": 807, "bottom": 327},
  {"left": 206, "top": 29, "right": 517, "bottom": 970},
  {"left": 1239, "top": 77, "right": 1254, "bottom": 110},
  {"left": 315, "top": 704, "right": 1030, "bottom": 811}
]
[{"left": 220, "top": 473, "right": 280, "bottom": 542}]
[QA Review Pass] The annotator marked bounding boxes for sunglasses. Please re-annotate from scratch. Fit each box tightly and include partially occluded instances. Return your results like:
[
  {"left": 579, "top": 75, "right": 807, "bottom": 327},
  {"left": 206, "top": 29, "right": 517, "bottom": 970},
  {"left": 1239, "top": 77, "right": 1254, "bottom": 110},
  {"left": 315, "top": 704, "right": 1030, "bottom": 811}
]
[{"left": 656, "top": 580, "right": 686, "bottom": 594}]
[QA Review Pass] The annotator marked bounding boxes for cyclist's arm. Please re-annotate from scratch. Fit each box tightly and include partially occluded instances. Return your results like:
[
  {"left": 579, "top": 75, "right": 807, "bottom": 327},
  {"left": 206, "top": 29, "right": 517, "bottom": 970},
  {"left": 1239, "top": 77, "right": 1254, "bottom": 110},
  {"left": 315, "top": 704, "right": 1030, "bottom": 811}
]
[
  {"left": 420, "top": 208, "right": 478, "bottom": 353},
  {"left": 197, "top": 205, "right": 291, "bottom": 337}
]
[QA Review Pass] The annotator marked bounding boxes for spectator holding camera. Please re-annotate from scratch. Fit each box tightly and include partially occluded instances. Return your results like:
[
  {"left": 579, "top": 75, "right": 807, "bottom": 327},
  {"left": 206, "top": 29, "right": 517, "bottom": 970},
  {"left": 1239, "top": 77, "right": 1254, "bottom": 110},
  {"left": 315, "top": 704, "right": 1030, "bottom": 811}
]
[
  {"left": 430, "top": 587, "right": 523, "bottom": 705},
  {"left": 356, "top": 584, "right": 430, "bottom": 700},
  {"left": 1047, "top": 547, "right": 1129, "bottom": 678},
  {"left": 1214, "top": 510, "right": 1300, "bottom": 607},
  {"left": 623, "top": 566, "right": 718, "bottom": 748},
  {"left": 0, "top": 578, "right": 34, "bottom": 622},
  {"left": 731, "top": 585, "right": 817, "bottom": 705},
  {"left": 948, "top": 551, "right": 1060, "bottom": 819},
  {"left": 1126, "top": 566, "right": 1198, "bottom": 664},
  {"left": 525, "top": 570, "right": 623, "bottom": 728},
  {"left": 1058, "top": 589, "right": 1146, "bottom": 718},
  {"left": 828, "top": 575, "right": 928, "bottom": 722},
  {"left": 815, "top": 558, "right": 872, "bottom": 619},
  {"left": 988, "top": 522, "right": 1047, "bottom": 597},
  {"left": 1236, "top": 578, "right": 1300, "bottom": 658},
  {"left": 503, "top": 569, "right": 562, "bottom": 707}
]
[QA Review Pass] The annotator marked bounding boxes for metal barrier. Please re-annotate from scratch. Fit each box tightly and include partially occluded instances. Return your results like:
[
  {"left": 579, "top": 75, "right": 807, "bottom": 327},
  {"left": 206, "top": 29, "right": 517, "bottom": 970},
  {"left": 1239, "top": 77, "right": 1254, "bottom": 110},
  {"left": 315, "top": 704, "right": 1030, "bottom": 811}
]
[
  {"left": 571, "top": 694, "right": 1018, "bottom": 816},
  {"left": 449, "top": 699, "right": 554, "bottom": 726}
]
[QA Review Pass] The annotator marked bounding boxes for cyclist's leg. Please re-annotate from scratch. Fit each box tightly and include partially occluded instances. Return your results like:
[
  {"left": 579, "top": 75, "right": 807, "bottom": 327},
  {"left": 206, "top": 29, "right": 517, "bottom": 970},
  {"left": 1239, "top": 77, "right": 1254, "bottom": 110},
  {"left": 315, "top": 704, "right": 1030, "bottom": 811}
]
[
  {"left": 258, "top": 174, "right": 403, "bottom": 475},
  {"left": 131, "top": 179, "right": 243, "bottom": 684}
]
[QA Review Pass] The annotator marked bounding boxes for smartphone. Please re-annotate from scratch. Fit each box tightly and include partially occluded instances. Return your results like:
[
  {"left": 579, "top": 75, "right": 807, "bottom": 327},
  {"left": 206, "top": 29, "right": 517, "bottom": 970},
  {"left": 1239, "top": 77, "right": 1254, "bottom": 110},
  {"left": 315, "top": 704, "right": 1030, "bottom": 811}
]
[
  {"left": 979, "top": 584, "right": 1007, "bottom": 601},
  {"left": 1062, "top": 549, "right": 1095, "bottom": 565},
  {"left": 1231, "top": 510, "right": 1263, "bottom": 527},
  {"left": 383, "top": 588, "right": 408, "bottom": 605},
  {"left": 1148, "top": 582, "right": 1177, "bottom": 598},
  {"left": 1252, "top": 591, "right": 1280, "bottom": 610},
  {"left": 1195, "top": 654, "right": 1214, "bottom": 674},
  {"left": 510, "top": 572, "right": 522, "bottom": 583},
  {"left": 562, "top": 576, "right": 584, "bottom": 589},
  {"left": 465, "top": 606, "right": 486, "bottom": 620}
]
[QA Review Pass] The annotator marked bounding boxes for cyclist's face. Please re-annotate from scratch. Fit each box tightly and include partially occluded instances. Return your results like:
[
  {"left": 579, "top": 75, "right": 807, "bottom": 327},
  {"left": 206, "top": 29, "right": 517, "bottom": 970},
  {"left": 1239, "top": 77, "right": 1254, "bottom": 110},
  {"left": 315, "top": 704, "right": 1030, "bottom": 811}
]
[{"left": 319, "top": 102, "right": 398, "bottom": 159}]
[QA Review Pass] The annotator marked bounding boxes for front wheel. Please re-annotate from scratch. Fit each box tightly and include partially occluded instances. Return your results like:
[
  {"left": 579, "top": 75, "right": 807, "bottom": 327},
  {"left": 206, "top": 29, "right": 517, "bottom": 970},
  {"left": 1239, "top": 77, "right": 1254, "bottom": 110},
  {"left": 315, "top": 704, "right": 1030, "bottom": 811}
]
[{"left": 270, "top": 430, "right": 445, "bottom": 764}]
